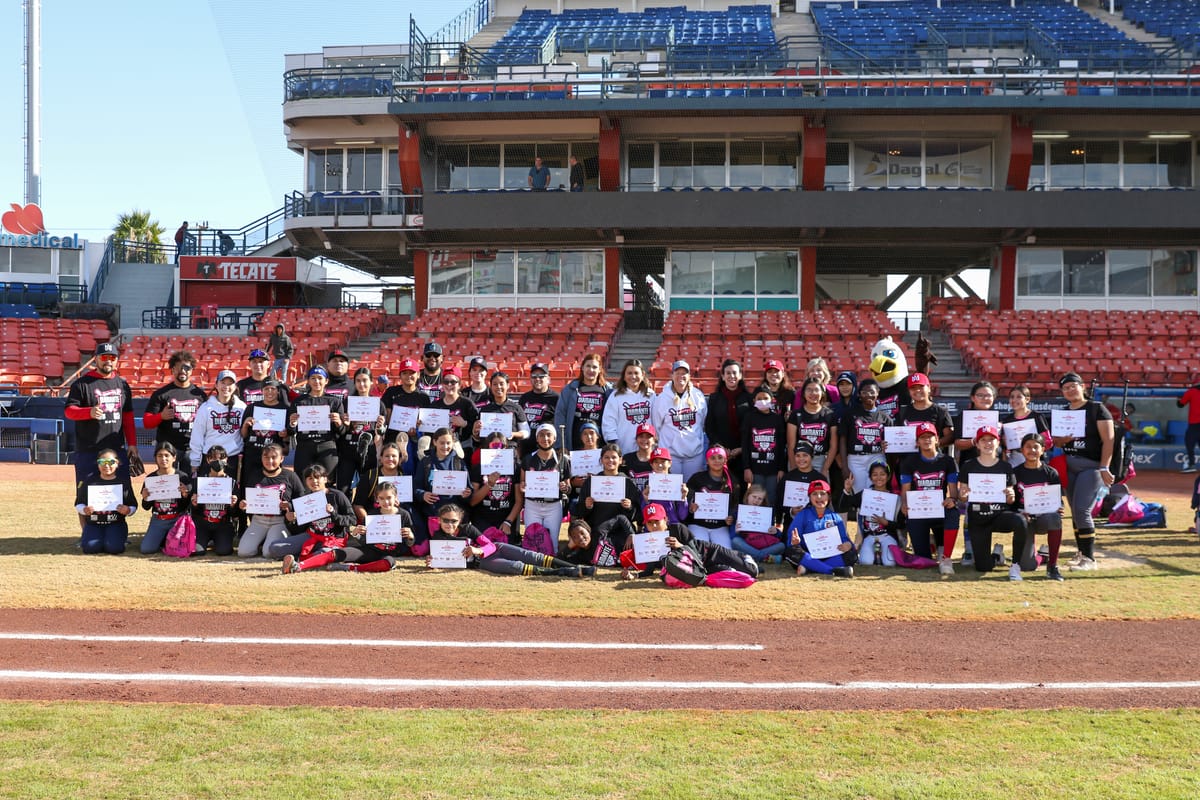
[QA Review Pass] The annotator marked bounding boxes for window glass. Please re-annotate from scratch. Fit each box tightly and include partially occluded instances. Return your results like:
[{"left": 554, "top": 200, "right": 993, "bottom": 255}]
[
  {"left": 560, "top": 251, "right": 604, "bottom": 294},
  {"left": 693, "top": 141, "right": 727, "bottom": 188},
  {"left": 1029, "top": 142, "right": 1046, "bottom": 188},
  {"left": 1016, "top": 250, "right": 1062, "bottom": 295},
  {"left": 671, "top": 251, "right": 711, "bottom": 294},
  {"left": 1163, "top": 141, "right": 1192, "bottom": 188},
  {"left": 10, "top": 248, "right": 51, "bottom": 275},
  {"left": 627, "top": 143, "right": 656, "bottom": 191},
  {"left": 503, "top": 144, "right": 536, "bottom": 190},
  {"left": 345, "top": 149, "right": 366, "bottom": 191},
  {"left": 1152, "top": 249, "right": 1197, "bottom": 296},
  {"left": 887, "top": 140, "right": 922, "bottom": 187},
  {"left": 1084, "top": 141, "right": 1119, "bottom": 187},
  {"left": 756, "top": 251, "right": 797, "bottom": 294},
  {"left": 1123, "top": 141, "right": 1159, "bottom": 187},
  {"left": 569, "top": 142, "right": 600, "bottom": 191},
  {"left": 712, "top": 251, "right": 750, "bottom": 295},
  {"left": 853, "top": 140, "right": 888, "bottom": 188},
  {"left": 518, "top": 251, "right": 560, "bottom": 293},
  {"left": 1108, "top": 250, "right": 1149, "bottom": 296},
  {"left": 924, "top": 140, "right": 960, "bottom": 188},
  {"left": 306, "top": 149, "right": 343, "bottom": 192},
  {"left": 763, "top": 140, "right": 799, "bottom": 188},
  {"left": 0, "top": 249, "right": 8, "bottom": 272},
  {"left": 825, "top": 141, "right": 850, "bottom": 189},
  {"left": 473, "top": 250, "right": 514, "bottom": 294},
  {"left": 536, "top": 144, "right": 569, "bottom": 190},
  {"left": 58, "top": 249, "right": 81, "bottom": 277},
  {"left": 1063, "top": 250, "right": 1105, "bottom": 295},
  {"left": 430, "top": 250, "right": 471, "bottom": 294},
  {"left": 1049, "top": 141, "right": 1085, "bottom": 187},
  {"left": 364, "top": 149, "right": 383, "bottom": 191},
  {"left": 659, "top": 142, "right": 692, "bottom": 189},
  {"left": 438, "top": 144, "right": 469, "bottom": 190},
  {"left": 730, "top": 141, "right": 763, "bottom": 187}
]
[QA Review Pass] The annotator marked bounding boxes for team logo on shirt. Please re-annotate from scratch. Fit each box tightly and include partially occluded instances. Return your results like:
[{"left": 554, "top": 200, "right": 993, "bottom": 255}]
[
  {"left": 418, "top": 376, "right": 443, "bottom": 403},
  {"left": 523, "top": 401, "right": 551, "bottom": 425},
  {"left": 752, "top": 428, "right": 776, "bottom": 452},
  {"left": 668, "top": 406, "right": 697, "bottom": 429},
  {"left": 622, "top": 400, "right": 651, "bottom": 425},
  {"left": 483, "top": 476, "right": 513, "bottom": 507},
  {"left": 171, "top": 399, "right": 200, "bottom": 424},
  {"left": 91, "top": 387, "right": 124, "bottom": 422},
  {"left": 210, "top": 408, "right": 241, "bottom": 434},
  {"left": 877, "top": 394, "right": 901, "bottom": 416},
  {"left": 798, "top": 423, "right": 827, "bottom": 448},
  {"left": 242, "top": 389, "right": 265, "bottom": 405},
  {"left": 824, "top": 518, "right": 837, "bottom": 529},
  {"left": 911, "top": 469, "right": 947, "bottom": 491},
  {"left": 576, "top": 393, "right": 603, "bottom": 416},
  {"left": 855, "top": 421, "right": 884, "bottom": 446}
]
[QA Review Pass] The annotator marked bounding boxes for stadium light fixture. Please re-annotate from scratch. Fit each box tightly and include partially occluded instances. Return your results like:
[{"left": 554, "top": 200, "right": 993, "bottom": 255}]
[
  {"left": 1031, "top": 131, "right": 1069, "bottom": 139},
  {"left": 1146, "top": 132, "right": 1191, "bottom": 140}
]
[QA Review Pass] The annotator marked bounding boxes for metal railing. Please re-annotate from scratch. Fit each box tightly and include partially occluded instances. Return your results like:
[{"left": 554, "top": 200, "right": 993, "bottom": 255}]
[
  {"left": 87, "top": 236, "right": 114, "bottom": 304},
  {"left": 140, "top": 302, "right": 383, "bottom": 332},
  {"left": 283, "top": 189, "right": 423, "bottom": 219},
  {"left": 430, "top": 0, "right": 493, "bottom": 50},
  {"left": 284, "top": 66, "right": 397, "bottom": 102}
]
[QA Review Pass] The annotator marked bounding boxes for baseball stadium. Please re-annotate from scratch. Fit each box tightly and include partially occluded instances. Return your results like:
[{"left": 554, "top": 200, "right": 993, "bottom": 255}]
[{"left": 2, "top": 1, "right": 1200, "bottom": 797}]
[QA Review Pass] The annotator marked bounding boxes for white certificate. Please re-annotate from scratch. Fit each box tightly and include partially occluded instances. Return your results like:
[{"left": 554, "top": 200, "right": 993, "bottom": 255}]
[
  {"left": 347, "top": 396, "right": 381, "bottom": 424},
  {"left": 1003, "top": 417, "right": 1038, "bottom": 451},
  {"left": 962, "top": 409, "right": 999, "bottom": 440},
  {"left": 524, "top": 470, "right": 560, "bottom": 500},
  {"left": 1051, "top": 409, "right": 1086, "bottom": 438},
  {"left": 479, "top": 447, "right": 515, "bottom": 476},
  {"left": 251, "top": 407, "right": 286, "bottom": 432},
  {"left": 365, "top": 514, "right": 404, "bottom": 544},
  {"left": 196, "top": 477, "right": 233, "bottom": 505},
  {"left": 647, "top": 473, "right": 683, "bottom": 501},
  {"left": 430, "top": 469, "right": 469, "bottom": 496},
  {"left": 1023, "top": 483, "right": 1062, "bottom": 515},
  {"left": 737, "top": 504, "right": 773, "bottom": 532},
  {"left": 88, "top": 484, "right": 123, "bottom": 512},
  {"left": 244, "top": 486, "right": 282, "bottom": 516},
  {"left": 428, "top": 538, "right": 468, "bottom": 569},
  {"left": 590, "top": 475, "right": 625, "bottom": 503},
  {"left": 782, "top": 480, "right": 809, "bottom": 508},
  {"left": 694, "top": 491, "right": 730, "bottom": 521},
  {"left": 884, "top": 425, "right": 918, "bottom": 453},
  {"left": 418, "top": 407, "right": 450, "bottom": 433},
  {"left": 480, "top": 411, "right": 514, "bottom": 438},
  {"left": 632, "top": 531, "right": 670, "bottom": 564},
  {"left": 376, "top": 474, "right": 413, "bottom": 503},
  {"left": 802, "top": 528, "right": 843, "bottom": 560},
  {"left": 967, "top": 473, "right": 1008, "bottom": 504},
  {"left": 291, "top": 491, "right": 329, "bottom": 526},
  {"left": 388, "top": 404, "right": 418, "bottom": 432},
  {"left": 570, "top": 449, "right": 602, "bottom": 477},
  {"left": 905, "top": 488, "right": 945, "bottom": 520},
  {"left": 859, "top": 488, "right": 899, "bottom": 521},
  {"left": 143, "top": 474, "right": 180, "bottom": 502},
  {"left": 297, "top": 405, "right": 330, "bottom": 433}
]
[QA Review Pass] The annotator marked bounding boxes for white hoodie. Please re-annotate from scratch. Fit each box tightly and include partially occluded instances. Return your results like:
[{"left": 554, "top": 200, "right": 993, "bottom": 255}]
[
  {"left": 651, "top": 384, "right": 708, "bottom": 460},
  {"left": 601, "top": 388, "right": 655, "bottom": 454},
  {"left": 189, "top": 394, "right": 247, "bottom": 467}
]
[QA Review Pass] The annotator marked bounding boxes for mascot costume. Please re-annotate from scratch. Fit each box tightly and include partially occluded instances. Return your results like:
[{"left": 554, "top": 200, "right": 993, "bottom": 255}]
[{"left": 868, "top": 336, "right": 911, "bottom": 419}]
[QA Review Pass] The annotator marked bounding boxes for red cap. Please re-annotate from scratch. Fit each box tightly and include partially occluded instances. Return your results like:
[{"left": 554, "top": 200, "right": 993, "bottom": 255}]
[
  {"left": 636, "top": 422, "right": 657, "bottom": 438},
  {"left": 808, "top": 479, "right": 831, "bottom": 495},
  {"left": 973, "top": 424, "right": 1001, "bottom": 443},
  {"left": 908, "top": 372, "right": 930, "bottom": 387},
  {"left": 442, "top": 365, "right": 463, "bottom": 380},
  {"left": 643, "top": 503, "right": 667, "bottom": 522},
  {"left": 914, "top": 421, "right": 939, "bottom": 439},
  {"left": 399, "top": 358, "right": 420, "bottom": 373},
  {"left": 650, "top": 447, "right": 672, "bottom": 462},
  {"left": 765, "top": 359, "right": 785, "bottom": 371}
]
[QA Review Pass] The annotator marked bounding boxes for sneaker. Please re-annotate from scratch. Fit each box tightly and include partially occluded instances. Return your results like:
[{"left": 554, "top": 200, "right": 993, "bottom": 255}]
[
  {"left": 1070, "top": 556, "right": 1097, "bottom": 571},
  {"left": 1037, "top": 544, "right": 1049, "bottom": 558},
  {"left": 1183, "top": 465, "right": 1198, "bottom": 474},
  {"left": 938, "top": 557, "right": 955, "bottom": 576},
  {"left": 831, "top": 566, "right": 854, "bottom": 578},
  {"left": 281, "top": 554, "right": 299, "bottom": 574},
  {"left": 741, "top": 554, "right": 760, "bottom": 578},
  {"left": 579, "top": 565, "right": 596, "bottom": 578},
  {"left": 1046, "top": 565, "right": 1064, "bottom": 582},
  {"left": 1008, "top": 564, "right": 1023, "bottom": 582},
  {"left": 992, "top": 544, "right": 1006, "bottom": 567},
  {"left": 961, "top": 550, "right": 974, "bottom": 567}
]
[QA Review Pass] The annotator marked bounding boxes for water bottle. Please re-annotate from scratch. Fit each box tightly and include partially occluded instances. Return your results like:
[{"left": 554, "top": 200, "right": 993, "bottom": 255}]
[{"left": 1093, "top": 482, "right": 1109, "bottom": 509}]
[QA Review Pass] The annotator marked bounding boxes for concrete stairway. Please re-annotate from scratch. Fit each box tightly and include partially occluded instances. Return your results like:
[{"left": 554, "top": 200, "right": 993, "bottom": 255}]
[
  {"left": 461, "top": 17, "right": 519, "bottom": 62},
  {"left": 903, "top": 329, "right": 979, "bottom": 396},
  {"left": 1080, "top": 3, "right": 1179, "bottom": 46},
  {"left": 345, "top": 332, "right": 397, "bottom": 362},
  {"left": 606, "top": 328, "right": 663, "bottom": 372},
  {"left": 102, "top": 262, "right": 177, "bottom": 333},
  {"left": 773, "top": 10, "right": 825, "bottom": 62}
]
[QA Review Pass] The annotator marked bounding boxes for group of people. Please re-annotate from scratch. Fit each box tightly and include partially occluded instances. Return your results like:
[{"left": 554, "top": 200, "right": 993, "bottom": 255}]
[{"left": 65, "top": 336, "right": 1116, "bottom": 584}]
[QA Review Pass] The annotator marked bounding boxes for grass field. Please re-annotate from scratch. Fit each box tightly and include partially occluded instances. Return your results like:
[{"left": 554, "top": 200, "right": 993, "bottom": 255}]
[{"left": 2, "top": 466, "right": 1198, "bottom": 799}]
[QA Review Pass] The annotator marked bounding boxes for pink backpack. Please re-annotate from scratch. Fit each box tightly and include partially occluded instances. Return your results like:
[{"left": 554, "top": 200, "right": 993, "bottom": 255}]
[
  {"left": 162, "top": 515, "right": 196, "bottom": 558},
  {"left": 520, "top": 522, "right": 556, "bottom": 556},
  {"left": 888, "top": 544, "right": 938, "bottom": 569},
  {"left": 704, "top": 570, "right": 755, "bottom": 588}
]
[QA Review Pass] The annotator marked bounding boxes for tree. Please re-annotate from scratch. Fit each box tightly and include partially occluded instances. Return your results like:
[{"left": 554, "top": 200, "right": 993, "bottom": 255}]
[{"left": 112, "top": 210, "right": 167, "bottom": 264}]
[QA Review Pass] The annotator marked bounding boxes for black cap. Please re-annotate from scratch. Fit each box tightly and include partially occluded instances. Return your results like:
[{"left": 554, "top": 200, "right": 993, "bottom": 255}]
[
  {"left": 328, "top": 349, "right": 349, "bottom": 362},
  {"left": 424, "top": 341, "right": 443, "bottom": 355},
  {"left": 95, "top": 342, "right": 119, "bottom": 357},
  {"left": 794, "top": 440, "right": 815, "bottom": 456},
  {"left": 529, "top": 362, "right": 549, "bottom": 376},
  {"left": 468, "top": 356, "right": 487, "bottom": 370},
  {"left": 1059, "top": 372, "right": 1084, "bottom": 387}
]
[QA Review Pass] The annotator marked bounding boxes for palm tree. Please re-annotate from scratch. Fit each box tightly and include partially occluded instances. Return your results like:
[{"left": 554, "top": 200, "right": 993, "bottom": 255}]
[{"left": 112, "top": 210, "right": 167, "bottom": 264}]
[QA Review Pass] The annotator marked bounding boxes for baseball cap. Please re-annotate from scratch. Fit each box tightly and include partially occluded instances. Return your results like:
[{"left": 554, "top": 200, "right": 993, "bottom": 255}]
[
  {"left": 442, "top": 365, "right": 463, "bottom": 381},
  {"left": 216, "top": 369, "right": 237, "bottom": 383},
  {"left": 399, "top": 357, "right": 420, "bottom": 374},
  {"left": 808, "top": 479, "right": 831, "bottom": 495},
  {"left": 765, "top": 359, "right": 785, "bottom": 372},
  {"left": 671, "top": 359, "right": 691, "bottom": 373},
  {"left": 650, "top": 446, "right": 672, "bottom": 462},
  {"left": 423, "top": 341, "right": 442, "bottom": 356},
  {"left": 535, "top": 423, "right": 556, "bottom": 436},
  {"left": 835, "top": 370, "right": 857, "bottom": 385},
  {"left": 793, "top": 440, "right": 814, "bottom": 456},
  {"left": 327, "top": 349, "right": 349, "bottom": 362},
  {"left": 529, "top": 362, "right": 549, "bottom": 376},
  {"left": 643, "top": 503, "right": 667, "bottom": 523},
  {"left": 636, "top": 422, "right": 657, "bottom": 438},
  {"left": 249, "top": 348, "right": 268, "bottom": 360},
  {"left": 95, "top": 342, "right": 119, "bottom": 358},
  {"left": 1059, "top": 372, "right": 1084, "bottom": 387},
  {"left": 973, "top": 424, "right": 1001, "bottom": 443},
  {"left": 377, "top": 375, "right": 390, "bottom": 385},
  {"left": 307, "top": 366, "right": 329, "bottom": 379},
  {"left": 914, "top": 421, "right": 939, "bottom": 439},
  {"left": 908, "top": 372, "right": 930, "bottom": 387},
  {"left": 468, "top": 356, "right": 487, "bottom": 371}
]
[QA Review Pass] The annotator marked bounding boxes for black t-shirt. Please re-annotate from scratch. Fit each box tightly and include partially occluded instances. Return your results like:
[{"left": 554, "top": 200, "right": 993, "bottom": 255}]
[
  {"left": 464, "top": 386, "right": 492, "bottom": 412},
  {"left": 381, "top": 385, "right": 431, "bottom": 442},
  {"left": 621, "top": 452, "right": 653, "bottom": 495},
  {"left": 788, "top": 406, "right": 837, "bottom": 456},
  {"left": 324, "top": 375, "right": 353, "bottom": 403},
  {"left": 958, "top": 457, "right": 1015, "bottom": 521},
  {"left": 141, "top": 469, "right": 192, "bottom": 519},
  {"left": 145, "top": 383, "right": 207, "bottom": 450},
  {"left": 243, "top": 401, "right": 291, "bottom": 452},
  {"left": 236, "top": 377, "right": 268, "bottom": 405},
  {"left": 876, "top": 383, "right": 911, "bottom": 421},
  {"left": 288, "top": 394, "right": 346, "bottom": 446},
  {"left": 893, "top": 402, "right": 954, "bottom": 437},
  {"left": 417, "top": 372, "right": 443, "bottom": 403},
  {"left": 67, "top": 372, "right": 133, "bottom": 452},
  {"left": 573, "top": 386, "right": 606, "bottom": 440},
  {"left": 899, "top": 452, "right": 958, "bottom": 494},
  {"left": 840, "top": 407, "right": 890, "bottom": 456},
  {"left": 76, "top": 474, "right": 136, "bottom": 525},
  {"left": 1060, "top": 401, "right": 1113, "bottom": 462},
  {"left": 469, "top": 458, "right": 518, "bottom": 528},
  {"left": 1013, "top": 462, "right": 1062, "bottom": 515},
  {"left": 685, "top": 470, "right": 739, "bottom": 529},
  {"left": 742, "top": 410, "right": 786, "bottom": 474}
]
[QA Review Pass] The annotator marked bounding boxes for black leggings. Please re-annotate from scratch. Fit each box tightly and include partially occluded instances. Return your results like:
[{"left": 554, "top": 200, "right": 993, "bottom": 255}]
[
  {"left": 294, "top": 443, "right": 338, "bottom": 479},
  {"left": 967, "top": 511, "right": 1034, "bottom": 573},
  {"left": 337, "top": 545, "right": 396, "bottom": 568}
]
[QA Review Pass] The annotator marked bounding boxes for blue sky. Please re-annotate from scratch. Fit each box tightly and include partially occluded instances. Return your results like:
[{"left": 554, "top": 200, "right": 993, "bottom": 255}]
[{"left": 0, "top": 0, "right": 458, "bottom": 242}]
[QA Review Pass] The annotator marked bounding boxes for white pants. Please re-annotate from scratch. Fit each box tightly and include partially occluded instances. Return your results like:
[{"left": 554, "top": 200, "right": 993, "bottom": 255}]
[
  {"left": 858, "top": 533, "right": 899, "bottom": 566},
  {"left": 670, "top": 453, "right": 707, "bottom": 480},
  {"left": 238, "top": 514, "right": 288, "bottom": 558},
  {"left": 523, "top": 499, "right": 564, "bottom": 547},
  {"left": 688, "top": 523, "right": 731, "bottom": 549},
  {"left": 846, "top": 453, "right": 882, "bottom": 498}
]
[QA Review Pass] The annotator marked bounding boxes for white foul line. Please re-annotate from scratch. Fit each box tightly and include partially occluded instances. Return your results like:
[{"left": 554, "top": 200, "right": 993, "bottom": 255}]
[
  {"left": 1, "top": 670, "right": 1199, "bottom": 693},
  {"left": 0, "top": 632, "right": 761, "bottom": 651}
]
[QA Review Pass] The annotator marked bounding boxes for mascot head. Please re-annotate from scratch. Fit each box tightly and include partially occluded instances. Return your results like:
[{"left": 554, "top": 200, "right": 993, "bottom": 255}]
[{"left": 869, "top": 336, "right": 909, "bottom": 389}]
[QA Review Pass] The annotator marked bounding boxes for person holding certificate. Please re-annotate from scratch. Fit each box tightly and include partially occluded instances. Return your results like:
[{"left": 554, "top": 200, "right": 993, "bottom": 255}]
[
  {"left": 620, "top": 423, "right": 658, "bottom": 496},
  {"left": 517, "top": 362, "right": 559, "bottom": 459},
  {"left": 240, "top": 379, "right": 291, "bottom": 490},
  {"left": 138, "top": 442, "right": 192, "bottom": 555},
  {"left": 779, "top": 441, "right": 824, "bottom": 532},
  {"left": 414, "top": 427, "right": 476, "bottom": 552},
  {"left": 782, "top": 480, "right": 857, "bottom": 577},
  {"left": 74, "top": 448, "right": 137, "bottom": 555},
  {"left": 742, "top": 388, "right": 787, "bottom": 506},
  {"left": 838, "top": 379, "right": 890, "bottom": 505},
  {"left": 892, "top": 372, "right": 954, "bottom": 450},
  {"left": 643, "top": 446, "right": 688, "bottom": 525},
  {"left": 427, "top": 502, "right": 594, "bottom": 577},
  {"left": 899, "top": 422, "right": 960, "bottom": 575},
  {"left": 1052, "top": 372, "right": 1114, "bottom": 572},
  {"left": 351, "top": 440, "right": 411, "bottom": 522},
  {"left": 1013, "top": 433, "right": 1066, "bottom": 582},
  {"left": 468, "top": 433, "right": 523, "bottom": 537},
  {"left": 288, "top": 366, "right": 348, "bottom": 480},
  {"left": 786, "top": 377, "right": 839, "bottom": 477},
  {"left": 521, "top": 424, "right": 571, "bottom": 543},
  {"left": 237, "top": 443, "right": 306, "bottom": 558},
  {"left": 950, "top": 380, "right": 999, "bottom": 567},
  {"left": 851, "top": 461, "right": 902, "bottom": 568},
  {"left": 429, "top": 365, "right": 477, "bottom": 462},
  {"left": 471, "top": 371, "right": 530, "bottom": 448},
  {"left": 283, "top": 481, "right": 412, "bottom": 574},
  {"left": 188, "top": 370, "right": 247, "bottom": 478},
  {"left": 958, "top": 426, "right": 1032, "bottom": 580},
  {"left": 190, "top": 445, "right": 240, "bottom": 556},
  {"left": 1001, "top": 385, "right": 1049, "bottom": 467},
  {"left": 272, "top": 464, "right": 356, "bottom": 561},
  {"left": 579, "top": 443, "right": 643, "bottom": 560},
  {"left": 554, "top": 353, "right": 612, "bottom": 451},
  {"left": 601, "top": 360, "right": 655, "bottom": 456},
  {"left": 685, "top": 446, "right": 739, "bottom": 548},
  {"left": 380, "top": 358, "right": 430, "bottom": 466},
  {"left": 334, "top": 368, "right": 386, "bottom": 495},
  {"left": 618, "top": 502, "right": 759, "bottom": 581},
  {"left": 730, "top": 483, "right": 785, "bottom": 565}
]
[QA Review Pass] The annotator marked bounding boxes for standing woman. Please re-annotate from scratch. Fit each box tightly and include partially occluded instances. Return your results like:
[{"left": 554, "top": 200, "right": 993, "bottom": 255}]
[
  {"left": 521, "top": 423, "right": 571, "bottom": 543},
  {"left": 1001, "top": 384, "right": 1049, "bottom": 466},
  {"left": 705, "top": 358, "right": 753, "bottom": 465},
  {"left": 351, "top": 439, "right": 410, "bottom": 522},
  {"left": 652, "top": 360, "right": 709, "bottom": 478},
  {"left": 240, "top": 379, "right": 291, "bottom": 490},
  {"left": 786, "top": 377, "right": 839, "bottom": 478},
  {"left": 797, "top": 357, "right": 841, "bottom": 411},
  {"left": 757, "top": 359, "right": 795, "bottom": 415},
  {"left": 602, "top": 359, "right": 655, "bottom": 455},
  {"left": 953, "top": 380, "right": 998, "bottom": 566},
  {"left": 838, "top": 379, "right": 889, "bottom": 499},
  {"left": 1052, "top": 372, "right": 1114, "bottom": 571},
  {"left": 334, "top": 367, "right": 385, "bottom": 494},
  {"left": 554, "top": 353, "right": 613, "bottom": 450},
  {"left": 685, "top": 445, "right": 739, "bottom": 549},
  {"left": 288, "top": 366, "right": 348, "bottom": 478}
]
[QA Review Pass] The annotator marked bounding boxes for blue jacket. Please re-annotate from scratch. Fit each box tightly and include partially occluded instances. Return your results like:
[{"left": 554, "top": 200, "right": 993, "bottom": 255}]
[
  {"left": 553, "top": 379, "right": 614, "bottom": 447},
  {"left": 785, "top": 505, "right": 850, "bottom": 553}
]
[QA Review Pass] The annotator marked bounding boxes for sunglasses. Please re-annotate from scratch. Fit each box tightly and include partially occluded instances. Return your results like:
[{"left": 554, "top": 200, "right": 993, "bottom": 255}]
[
  {"left": 439, "top": 518, "right": 462, "bottom": 527},
  {"left": 177, "top": 364, "right": 195, "bottom": 371},
  {"left": 442, "top": 379, "right": 460, "bottom": 385},
  {"left": 96, "top": 459, "right": 118, "bottom": 466}
]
